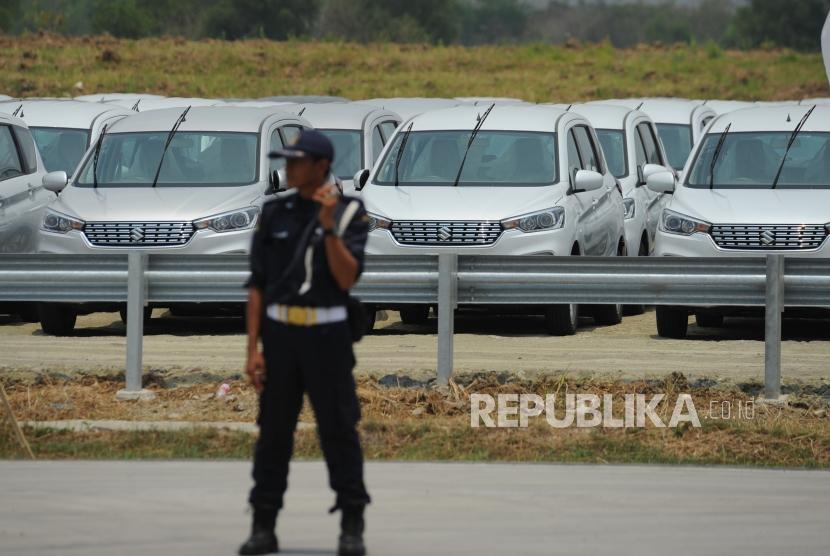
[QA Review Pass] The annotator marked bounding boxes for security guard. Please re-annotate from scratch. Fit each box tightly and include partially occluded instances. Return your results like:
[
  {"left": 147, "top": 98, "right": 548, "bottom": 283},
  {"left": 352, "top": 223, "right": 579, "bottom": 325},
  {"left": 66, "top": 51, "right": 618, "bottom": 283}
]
[{"left": 240, "top": 130, "right": 370, "bottom": 556}]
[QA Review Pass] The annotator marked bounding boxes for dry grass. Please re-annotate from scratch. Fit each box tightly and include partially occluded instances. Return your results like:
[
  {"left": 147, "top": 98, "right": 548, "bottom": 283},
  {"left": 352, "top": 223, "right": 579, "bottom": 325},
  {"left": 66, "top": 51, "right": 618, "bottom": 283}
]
[
  {"left": 0, "top": 33, "right": 827, "bottom": 101},
  {"left": 2, "top": 373, "right": 829, "bottom": 466}
]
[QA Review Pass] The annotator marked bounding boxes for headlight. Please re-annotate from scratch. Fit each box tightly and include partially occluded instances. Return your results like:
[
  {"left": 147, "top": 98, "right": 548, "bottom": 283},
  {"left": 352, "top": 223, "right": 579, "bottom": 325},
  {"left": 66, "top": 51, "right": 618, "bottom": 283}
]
[
  {"left": 193, "top": 207, "right": 259, "bottom": 233},
  {"left": 42, "top": 209, "right": 84, "bottom": 234},
  {"left": 501, "top": 207, "right": 565, "bottom": 233},
  {"left": 622, "top": 198, "right": 636, "bottom": 220},
  {"left": 367, "top": 212, "right": 392, "bottom": 232},
  {"left": 659, "top": 209, "right": 710, "bottom": 235}
]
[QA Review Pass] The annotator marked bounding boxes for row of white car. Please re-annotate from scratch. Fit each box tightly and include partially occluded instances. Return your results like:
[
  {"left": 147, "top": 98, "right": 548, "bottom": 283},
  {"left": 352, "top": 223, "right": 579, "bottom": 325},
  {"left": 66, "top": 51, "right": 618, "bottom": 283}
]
[{"left": 1, "top": 94, "right": 828, "bottom": 338}]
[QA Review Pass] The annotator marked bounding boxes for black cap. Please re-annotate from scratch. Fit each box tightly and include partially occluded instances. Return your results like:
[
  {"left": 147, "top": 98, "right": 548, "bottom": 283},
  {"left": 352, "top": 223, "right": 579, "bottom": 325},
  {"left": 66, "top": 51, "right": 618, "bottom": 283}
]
[{"left": 268, "top": 129, "right": 334, "bottom": 161}]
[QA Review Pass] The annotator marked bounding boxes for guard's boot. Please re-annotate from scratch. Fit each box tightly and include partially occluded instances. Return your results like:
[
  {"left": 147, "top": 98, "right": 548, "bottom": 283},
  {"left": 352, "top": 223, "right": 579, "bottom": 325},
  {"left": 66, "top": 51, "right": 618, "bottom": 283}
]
[
  {"left": 238, "top": 505, "right": 279, "bottom": 555},
  {"left": 337, "top": 505, "right": 366, "bottom": 556}
]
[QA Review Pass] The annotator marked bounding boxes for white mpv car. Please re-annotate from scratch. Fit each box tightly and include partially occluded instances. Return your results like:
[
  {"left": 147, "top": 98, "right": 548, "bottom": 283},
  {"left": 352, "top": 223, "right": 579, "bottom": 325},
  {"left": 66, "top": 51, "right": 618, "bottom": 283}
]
[
  {"left": 648, "top": 104, "right": 830, "bottom": 337},
  {"left": 37, "top": 106, "right": 310, "bottom": 335},
  {"left": 355, "top": 104, "right": 627, "bottom": 335}
]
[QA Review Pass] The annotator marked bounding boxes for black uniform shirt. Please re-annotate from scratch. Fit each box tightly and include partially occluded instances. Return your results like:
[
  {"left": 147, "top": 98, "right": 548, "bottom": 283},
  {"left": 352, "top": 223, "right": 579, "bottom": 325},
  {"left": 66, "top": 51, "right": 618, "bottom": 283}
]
[{"left": 246, "top": 191, "right": 369, "bottom": 308}]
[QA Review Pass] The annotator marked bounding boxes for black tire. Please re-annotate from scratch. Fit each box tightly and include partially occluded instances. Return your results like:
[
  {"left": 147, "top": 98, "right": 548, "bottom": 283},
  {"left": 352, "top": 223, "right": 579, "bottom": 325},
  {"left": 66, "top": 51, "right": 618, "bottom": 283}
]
[
  {"left": 400, "top": 305, "right": 430, "bottom": 325},
  {"left": 593, "top": 302, "right": 623, "bottom": 326},
  {"left": 545, "top": 304, "right": 578, "bottom": 336},
  {"left": 119, "top": 306, "right": 153, "bottom": 324},
  {"left": 695, "top": 313, "right": 724, "bottom": 328},
  {"left": 624, "top": 239, "right": 649, "bottom": 316},
  {"left": 38, "top": 303, "right": 77, "bottom": 336},
  {"left": 365, "top": 306, "right": 377, "bottom": 334},
  {"left": 656, "top": 306, "right": 688, "bottom": 338},
  {"left": 16, "top": 303, "right": 40, "bottom": 323},
  {"left": 595, "top": 239, "right": 626, "bottom": 325}
]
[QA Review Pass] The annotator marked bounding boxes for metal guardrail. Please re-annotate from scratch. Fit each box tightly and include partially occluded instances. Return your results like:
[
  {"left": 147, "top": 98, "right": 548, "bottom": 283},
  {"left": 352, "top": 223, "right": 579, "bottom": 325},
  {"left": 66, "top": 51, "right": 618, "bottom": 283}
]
[{"left": 2, "top": 253, "right": 829, "bottom": 400}]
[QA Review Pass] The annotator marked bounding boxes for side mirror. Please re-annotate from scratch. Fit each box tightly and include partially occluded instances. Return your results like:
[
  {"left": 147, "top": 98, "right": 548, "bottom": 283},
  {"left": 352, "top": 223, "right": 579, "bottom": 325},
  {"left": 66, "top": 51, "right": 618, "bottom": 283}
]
[
  {"left": 642, "top": 163, "right": 668, "bottom": 182},
  {"left": 646, "top": 170, "right": 676, "bottom": 193},
  {"left": 269, "top": 169, "right": 287, "bottom": 193},
  {"left": 353, "top": 168, "right": 370, "bottom": 191},
  {"left": 42, "top": 171, "right": 69, "bottom": 193},
  {"left": 572, "top": 169, "right": 604, "bottom": 193}
]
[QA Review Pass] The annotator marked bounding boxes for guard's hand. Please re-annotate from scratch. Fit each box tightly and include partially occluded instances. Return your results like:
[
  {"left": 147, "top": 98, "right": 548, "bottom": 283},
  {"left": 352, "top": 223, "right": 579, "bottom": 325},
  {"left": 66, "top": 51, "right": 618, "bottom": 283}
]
[
  {"left": 246, "top": 350, "right": 266, "bottom": 394},
  {"left": 313, "top": 183, "right": 339, "bottom": 231}
]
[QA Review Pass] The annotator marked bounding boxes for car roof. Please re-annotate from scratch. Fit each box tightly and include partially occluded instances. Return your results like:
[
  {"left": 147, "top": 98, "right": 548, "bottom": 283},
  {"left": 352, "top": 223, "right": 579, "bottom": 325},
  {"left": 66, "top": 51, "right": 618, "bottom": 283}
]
[
  {"left": 289, "top": 103, "right": 399, "bottom": 130},
  {"left": 106, "top": 106, "right": 300, "bottom": 133},
  {"left": 353, "top": 98, "right": 459, "bottom": 119},
  {"left": 0, "top": 99, "right": 131, "bottom": 129},
  {"left": 406, "top": 104, "right": 570, "bottom": 132},
  {"left": 258, "top": 95, "right": 349, "bottom": 104},
  {"left": 702, "top": 99, "right": 757, "bottom": 114},
  {"left": 567, "top": 103, "right": 645, "bottom": 129},
  {"left": 628, "top": 98, "right": 713, "bottom": 124},
  {"left": 705, "top": 104, "right": 830, "bottom": 133},
  {"left": 75, "top": 93, "right": 166, "bottom": 102},
  {"left": 0, "top": 112, "right": 28, "bottom": 128}
]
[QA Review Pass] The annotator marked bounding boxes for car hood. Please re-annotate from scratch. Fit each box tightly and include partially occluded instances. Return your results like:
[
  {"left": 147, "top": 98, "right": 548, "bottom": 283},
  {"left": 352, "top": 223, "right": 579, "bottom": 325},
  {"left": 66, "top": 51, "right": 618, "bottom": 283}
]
[
  {"left": 50, "top": 184, "right": 265, "bottom": 221},
  {"left": 361, "top": 184, "right": 564, "bottom": 221},
  {"left": 671, "top": 187, "right": 830, "bottom": 225}
]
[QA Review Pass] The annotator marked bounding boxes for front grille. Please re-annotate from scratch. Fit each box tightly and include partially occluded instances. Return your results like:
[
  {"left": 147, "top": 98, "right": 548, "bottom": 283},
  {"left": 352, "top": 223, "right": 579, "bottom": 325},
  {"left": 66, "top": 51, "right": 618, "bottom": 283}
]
[
  {"left": 84, "top": 221, "right": 195, "bottom": 247},
  {"left": 710, "top": 224, "right": 827, "bottom": 250},
  {"left": 391, "top": 220, "right": 503, "bottom": 246}
]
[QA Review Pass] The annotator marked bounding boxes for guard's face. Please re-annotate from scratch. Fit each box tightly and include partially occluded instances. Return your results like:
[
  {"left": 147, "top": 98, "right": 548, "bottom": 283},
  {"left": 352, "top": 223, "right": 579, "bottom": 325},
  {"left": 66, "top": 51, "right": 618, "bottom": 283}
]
[{"left": 286, "top": 156, "right": 329, "bottom": 190}]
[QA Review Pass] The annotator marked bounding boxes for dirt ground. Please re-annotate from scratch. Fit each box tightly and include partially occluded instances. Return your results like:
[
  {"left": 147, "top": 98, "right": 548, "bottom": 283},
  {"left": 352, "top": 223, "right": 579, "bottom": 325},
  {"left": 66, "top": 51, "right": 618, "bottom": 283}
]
[{"left": 1, "top": 308, "right": 829, "bottom": 387}]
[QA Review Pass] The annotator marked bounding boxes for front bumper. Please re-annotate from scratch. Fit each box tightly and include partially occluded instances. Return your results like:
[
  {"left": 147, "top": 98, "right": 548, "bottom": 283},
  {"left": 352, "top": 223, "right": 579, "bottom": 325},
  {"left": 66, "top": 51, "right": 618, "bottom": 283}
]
[
  {"left": 366, "top": 227, "right": 573, "bottom": 256},
  {"left": 38, "top": 227, "right": 253, "bottom": 255},
  {"left": 653, "top": 229, "right": 830, "bottom": 258}
]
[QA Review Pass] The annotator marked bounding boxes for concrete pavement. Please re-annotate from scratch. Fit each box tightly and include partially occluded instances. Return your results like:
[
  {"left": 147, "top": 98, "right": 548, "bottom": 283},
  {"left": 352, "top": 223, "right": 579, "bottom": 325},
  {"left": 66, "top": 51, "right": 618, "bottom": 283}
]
[{"left": 0, "top": 460, "right": 828, "bottom": 555}]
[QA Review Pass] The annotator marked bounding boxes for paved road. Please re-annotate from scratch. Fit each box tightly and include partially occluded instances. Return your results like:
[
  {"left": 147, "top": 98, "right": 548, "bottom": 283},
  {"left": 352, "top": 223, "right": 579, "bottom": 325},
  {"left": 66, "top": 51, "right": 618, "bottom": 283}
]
[
  {"left": 2, "top": 310, "right": 830, "bottom": 383},
  {"left": 0, "top": 460, "right": 828, "bottom": 555}
]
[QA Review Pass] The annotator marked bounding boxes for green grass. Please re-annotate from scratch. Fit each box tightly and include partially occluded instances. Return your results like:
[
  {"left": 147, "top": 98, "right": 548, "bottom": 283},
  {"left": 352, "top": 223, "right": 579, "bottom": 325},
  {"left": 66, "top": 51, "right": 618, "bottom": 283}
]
[{"left": 1, "top": 34, "right": 828, "bottom": 101}]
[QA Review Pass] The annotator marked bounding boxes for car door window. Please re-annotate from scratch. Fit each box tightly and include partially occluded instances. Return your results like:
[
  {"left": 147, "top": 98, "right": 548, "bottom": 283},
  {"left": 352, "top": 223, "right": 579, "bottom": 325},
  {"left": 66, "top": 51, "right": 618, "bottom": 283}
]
[
  {"left": 269, "top": 128, "right": 285, "bottom": 171},
  {"left": 371, "top": 125, "right": 384, "bottom": 161},
  {"left": 634, "top": 126, "right": 648, "bottom": 168},
  {"left": 12, "top": 126, "right": 37, "bottom": 174},
  {"left": 567, "top": 128, "right": 583, "bottom": 181},
  {"left": 637, "top": 123, "right": 662, "bottom": 165},
  {"left": 380, "top": 121, "right": 399, "bottom": 141},
  {"left": 0, "top": 125, "right": 24, "bottom": 182},
  {"left": 573, "top": 126, "right": 601, "bottom": 173},
  {"left": 280, "top": 125, "right": 302, "bottom": 146}
]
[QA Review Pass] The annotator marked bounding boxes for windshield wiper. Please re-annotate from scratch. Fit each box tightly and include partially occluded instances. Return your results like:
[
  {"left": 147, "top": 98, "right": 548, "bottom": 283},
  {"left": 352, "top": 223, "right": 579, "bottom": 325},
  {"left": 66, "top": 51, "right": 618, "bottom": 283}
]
[
  {"left": 708, "top": 122, "right": 731, "bottom": 190},
  {"left": 152, "top": 106, "right": 191, "bottom": 188},
  {"left": 771, "top": 105, "right": 815, "bottom": 189},
  {"left": 92, "top": 123, "right": 108, "bottom": 189},
  {"left": 394, "top": 122, "right": 414, "bottom": 187},
  {"left": 452, "top": 103, "right": 495, "bottom": 187}
]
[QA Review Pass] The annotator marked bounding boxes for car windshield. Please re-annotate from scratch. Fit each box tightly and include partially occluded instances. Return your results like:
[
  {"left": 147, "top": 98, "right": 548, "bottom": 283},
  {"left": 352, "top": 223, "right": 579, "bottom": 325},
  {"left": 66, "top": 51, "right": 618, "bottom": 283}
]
[
  {"left": 687, "top": 131, "right": 830, "bottom": 189},
  {"left": 319, "top": 129, "right": 361, "bottom": 180},
  {"left": 75, "top": 131, "right": 258, "bottom": 187},
  {"left": 30, "top": 127, "right": 90, "bottom": 174},
  {"left": 374, "top": 130, "right": 557, "bottom": 186},
  {"left": 596, "top": 129, "right": 627, "bottom": 178},
  {"left": 655, "top": 123, "right": 693, "bottom": 171}
]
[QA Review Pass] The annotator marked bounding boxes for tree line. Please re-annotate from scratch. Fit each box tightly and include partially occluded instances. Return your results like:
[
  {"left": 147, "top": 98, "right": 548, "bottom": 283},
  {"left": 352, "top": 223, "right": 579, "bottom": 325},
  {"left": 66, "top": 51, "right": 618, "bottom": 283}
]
[{"left": 1, "top": 0, "right": 829, "bottom": 51}]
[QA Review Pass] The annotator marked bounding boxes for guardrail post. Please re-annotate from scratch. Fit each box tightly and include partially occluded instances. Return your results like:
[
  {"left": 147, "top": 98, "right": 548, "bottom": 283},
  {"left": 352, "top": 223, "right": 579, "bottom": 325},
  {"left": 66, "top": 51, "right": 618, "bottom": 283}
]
[
  {"left": 763, "top": 254, "right": 786, "bottom": 402},
  {"left": 437, "top": 253, "right": 457, "bottom": 386},
  {"left": 116, "top": 252, "right": 154, "bottom": 401}
]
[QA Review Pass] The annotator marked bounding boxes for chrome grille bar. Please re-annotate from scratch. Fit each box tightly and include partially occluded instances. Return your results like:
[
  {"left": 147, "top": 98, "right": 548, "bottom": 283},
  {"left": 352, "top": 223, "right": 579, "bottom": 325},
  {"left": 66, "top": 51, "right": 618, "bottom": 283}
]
[
  {"left": 84, "top": 221, "right": 195, "bottom": 247},
  {"left": 710, "top": 224, "right": 827, "bottom": 250},
  {"left": 391, "top": 221, "right": 502, "bottom": 246}
]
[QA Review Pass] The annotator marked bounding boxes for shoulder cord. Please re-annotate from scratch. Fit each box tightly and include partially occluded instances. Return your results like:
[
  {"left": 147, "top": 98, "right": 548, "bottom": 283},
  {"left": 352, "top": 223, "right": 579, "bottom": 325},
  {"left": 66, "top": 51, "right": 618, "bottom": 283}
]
[{"left": 298, "top": 200, "right": 361, "bottom": 296}]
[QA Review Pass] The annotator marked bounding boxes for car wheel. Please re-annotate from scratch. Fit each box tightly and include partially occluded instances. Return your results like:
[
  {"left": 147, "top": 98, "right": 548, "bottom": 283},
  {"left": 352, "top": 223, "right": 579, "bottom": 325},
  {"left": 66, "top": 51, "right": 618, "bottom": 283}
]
[
  {"left": 545, "top": 303, "right": 578, "bottom": 336},
  {"left": 656, "top": 306, "right": 688, "bottom": 338},
  {"left": 365, "top": 306, "right": 377, "bottom": 334},
  {"left": 16, "top": 303, "right": 40, "bottom": 323},
  {"left": 624, "top": 239, "right": 649, "bottom": 316},
  {"left": 695, "top": 313, "right": 724, "bottom": 328},
  {"left": 119, "top": 306, "right": 153, "bottom": 324},
  {"left": 400, "top": 305, "right": 430, "bottom": 325},
  {"left": 38, "top": 303, "right": 77, "bottom": 336},
  {"left": 593, "top": 302, "right": 623, "bottom": 326}
]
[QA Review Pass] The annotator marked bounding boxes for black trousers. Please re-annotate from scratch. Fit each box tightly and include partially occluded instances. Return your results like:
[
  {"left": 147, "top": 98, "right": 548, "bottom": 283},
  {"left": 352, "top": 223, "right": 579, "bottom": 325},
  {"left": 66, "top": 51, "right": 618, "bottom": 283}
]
[{"left": 248, "top": 317, "right": 370, "bottom": 511}]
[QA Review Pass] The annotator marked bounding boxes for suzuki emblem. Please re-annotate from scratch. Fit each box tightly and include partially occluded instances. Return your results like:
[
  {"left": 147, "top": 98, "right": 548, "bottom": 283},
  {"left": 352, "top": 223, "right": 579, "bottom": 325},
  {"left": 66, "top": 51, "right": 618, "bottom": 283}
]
[
  {"left": 130, "top": 227, "right": 145, "bottom": 243},
  {"left": 759, "top": 229, "right": 776, "bottom": 246},
  {"left": 437, "top": 225, "right": 452, "bottom": 241}
]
